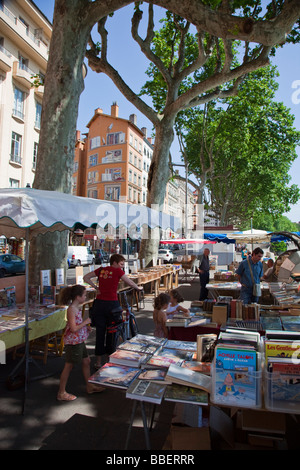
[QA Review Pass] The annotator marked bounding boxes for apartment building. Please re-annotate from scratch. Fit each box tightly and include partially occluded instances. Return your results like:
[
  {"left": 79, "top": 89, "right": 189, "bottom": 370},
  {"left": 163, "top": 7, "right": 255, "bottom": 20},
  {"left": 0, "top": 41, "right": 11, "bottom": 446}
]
[
  {"left": 73, "top": 103, "right": 154, "bottom": 205},
  {"left": 0, "top": 0, "right": 51, "bottom": 189}
]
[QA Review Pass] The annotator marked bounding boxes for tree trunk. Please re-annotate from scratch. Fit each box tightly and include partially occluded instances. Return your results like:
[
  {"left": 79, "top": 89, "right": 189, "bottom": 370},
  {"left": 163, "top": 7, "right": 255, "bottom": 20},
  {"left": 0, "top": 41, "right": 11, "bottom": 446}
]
[
  {"left": 140, "top": 117, "right": 176, "bottom": 265},
  {"left": 29, "top": 0, "right": 92, "bottom": 284}
]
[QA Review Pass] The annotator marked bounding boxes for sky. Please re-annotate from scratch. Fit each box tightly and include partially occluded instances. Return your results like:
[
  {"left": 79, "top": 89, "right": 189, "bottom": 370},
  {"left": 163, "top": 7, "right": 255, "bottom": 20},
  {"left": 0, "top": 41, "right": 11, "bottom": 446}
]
[{"left": 34, "top": 0, "right": 300, "bottom": 224}]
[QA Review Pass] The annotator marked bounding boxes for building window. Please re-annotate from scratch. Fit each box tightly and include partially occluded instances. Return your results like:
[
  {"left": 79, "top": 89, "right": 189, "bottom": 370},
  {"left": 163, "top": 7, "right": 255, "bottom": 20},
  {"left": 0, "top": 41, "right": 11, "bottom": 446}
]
[
  {"left": 33, "top": 142, "right": 38, "bottom": 169},
  {"left": 89, "top": 153, "right": 98, "bottom": 167},
  {"left": 13, "top": 87, "right": 25, "bottom": 120},
  {"left": 87, "top": 171, "right": 99, "bottom": 184},
  {"left": 106, "top": 132, "right": 125, "bottom": 145},
  {"left": 35, "top": 101, "right": 42, "bottom": 129},
  {"left": 129, "top": 169, "right": 132, "bottom": 182},
  {"left": 90, "top": 136, "right": 100, "bottom": 150},
  {"left": 10, "top": 132, "right": 22, "bottom": 164},
  {"left": 87, "top": 188, "right": 98, "bottom": 199},
  {"left": 104, "top": 185, "right": 121, "bottom": 201},
  {"left": 9, "top": 178, "right": 19, "bottom": 188}
]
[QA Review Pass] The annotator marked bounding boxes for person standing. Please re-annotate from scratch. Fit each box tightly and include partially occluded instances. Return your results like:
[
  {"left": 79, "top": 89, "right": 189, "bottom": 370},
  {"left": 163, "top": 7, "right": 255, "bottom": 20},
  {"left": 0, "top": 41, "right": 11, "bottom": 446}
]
[
  {"left": 83, "top": 254, "right": 143, "bottom": 369},
  {"left": 196, "top": 248, "right": 210, "bottom": 301},
  {"left": 236, "top": 247, "right": 264, "bottom": 304}
]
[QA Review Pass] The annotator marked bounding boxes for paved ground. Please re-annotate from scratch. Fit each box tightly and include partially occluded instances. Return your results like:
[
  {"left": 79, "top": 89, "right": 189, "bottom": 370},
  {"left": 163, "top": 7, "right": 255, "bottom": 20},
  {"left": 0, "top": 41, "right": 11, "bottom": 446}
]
[
  {"left": 0, "top": 274, "right": 199, "bottom": 451},
  {"left": 1, "top": 270, "right": 300, "bottom": 452}
]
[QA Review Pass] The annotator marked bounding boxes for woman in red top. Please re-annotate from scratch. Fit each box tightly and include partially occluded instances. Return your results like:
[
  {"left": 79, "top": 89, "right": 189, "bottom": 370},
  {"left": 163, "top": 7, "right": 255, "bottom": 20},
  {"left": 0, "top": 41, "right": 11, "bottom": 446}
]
[{"left": 83, "top": 254, "right": 142, "bottom": 369}]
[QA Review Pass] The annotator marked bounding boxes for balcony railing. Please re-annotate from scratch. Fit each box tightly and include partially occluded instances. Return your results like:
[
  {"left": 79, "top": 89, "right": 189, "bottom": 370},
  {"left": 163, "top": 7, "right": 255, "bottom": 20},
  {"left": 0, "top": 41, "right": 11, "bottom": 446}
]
[{"left": 10, "top": 154, "right": 22, "bottom": 165}]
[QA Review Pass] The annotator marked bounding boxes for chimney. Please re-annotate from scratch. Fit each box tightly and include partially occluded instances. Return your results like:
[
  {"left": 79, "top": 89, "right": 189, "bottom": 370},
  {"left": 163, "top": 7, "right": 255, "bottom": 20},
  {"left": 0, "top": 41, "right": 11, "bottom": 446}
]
[
  {"left": 76, "top": 130, "right": 81, "bottom": 141},
  {"left": 129, "top": 114, "right": 137, "bottom": 126},
  {"left": 111, "top": 102, "right": 119, "bottom": 118},
  {"left": 141, "top": 127, "right": 147, "bottom": 138},
  {"left": 147, "top": 137, "right": 153, "bottom": 145},
  {"left": 95, "top": 108, "right": 103, "bottom": 115}
]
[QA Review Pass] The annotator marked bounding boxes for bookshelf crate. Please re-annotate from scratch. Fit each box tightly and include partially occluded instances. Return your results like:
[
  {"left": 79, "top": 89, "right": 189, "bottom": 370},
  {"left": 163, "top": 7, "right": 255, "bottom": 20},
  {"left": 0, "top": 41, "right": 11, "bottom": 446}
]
[
  {"left": 264, "top": 369, "right": 300, "bottom": 414},
  {"left": 210, "top": 361, "right": 262, "bottom": 409}
]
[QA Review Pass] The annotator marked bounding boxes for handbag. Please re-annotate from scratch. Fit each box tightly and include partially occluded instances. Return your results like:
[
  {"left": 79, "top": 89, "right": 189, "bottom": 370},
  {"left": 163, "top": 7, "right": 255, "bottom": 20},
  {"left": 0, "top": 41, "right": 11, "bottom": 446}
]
[{"left": 247, "top": 257, "right": 261, "bottom": 297}]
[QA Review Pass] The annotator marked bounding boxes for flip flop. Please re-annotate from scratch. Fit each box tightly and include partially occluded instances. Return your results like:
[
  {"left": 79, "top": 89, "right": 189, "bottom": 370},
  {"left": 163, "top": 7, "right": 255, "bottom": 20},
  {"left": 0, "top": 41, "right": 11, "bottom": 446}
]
[{"left": 57, "top": 392, "right": 77, "bottom": 401}]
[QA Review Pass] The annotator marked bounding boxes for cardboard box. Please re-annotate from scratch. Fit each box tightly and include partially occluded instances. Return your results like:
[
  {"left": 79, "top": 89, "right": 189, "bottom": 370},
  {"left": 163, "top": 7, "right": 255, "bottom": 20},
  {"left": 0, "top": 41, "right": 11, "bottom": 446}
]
[
  {"left": 170, "top": 425, "right": 211, "bottom": 450},
  {"left": 212, "top": 305, "right": 227, "bottom": 324}
]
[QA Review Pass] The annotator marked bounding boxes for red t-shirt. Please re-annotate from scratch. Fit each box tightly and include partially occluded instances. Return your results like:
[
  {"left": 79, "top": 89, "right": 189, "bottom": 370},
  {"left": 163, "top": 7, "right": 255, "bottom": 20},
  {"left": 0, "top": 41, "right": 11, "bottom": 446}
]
[{"left": 94, "top": 266, "right": 125, "bottom": 301}]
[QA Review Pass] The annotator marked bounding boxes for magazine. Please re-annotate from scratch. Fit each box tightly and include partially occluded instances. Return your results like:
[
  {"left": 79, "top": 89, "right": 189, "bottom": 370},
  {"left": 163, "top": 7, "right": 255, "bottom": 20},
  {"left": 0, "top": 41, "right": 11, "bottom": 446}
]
[
  {"left": 109, "top": 349, "right": 150, "bottom": 368},
  {"left": 166, "top": 364, "right": 211, "bottom": 393},
  {"left": 163, "top": 340, "right": 197, "bottom": 352},
  {"left": 138, "top": 368, "right": 171, "bottom": 384},
  {"left": 126, "top": 379, "right": 166, "bottom": 404},
  {"left": 164, "top": 383, "right": 208, "bottom": 406},
  {"left": 117, "top": 340, "right": 158, "bottom": 355},
  {"left": 153, "top": 347, "right": 193, "bottom": 362},
  {"left": 88, "top": 363, "right": 140, "bottom": 390}
]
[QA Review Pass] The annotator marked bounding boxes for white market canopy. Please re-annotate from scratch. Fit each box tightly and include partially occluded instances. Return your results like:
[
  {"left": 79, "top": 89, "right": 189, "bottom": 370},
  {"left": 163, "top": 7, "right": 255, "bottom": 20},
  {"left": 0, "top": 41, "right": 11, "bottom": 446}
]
[{"left": 0, "top": 188, "right": 181, "bottom": 240}]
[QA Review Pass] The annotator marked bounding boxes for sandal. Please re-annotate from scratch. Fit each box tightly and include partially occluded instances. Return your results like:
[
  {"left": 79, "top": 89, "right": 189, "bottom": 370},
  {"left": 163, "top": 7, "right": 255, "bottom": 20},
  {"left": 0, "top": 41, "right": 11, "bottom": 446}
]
[{"left": 57, "top": 392, "right": 77, "bottom": 401}]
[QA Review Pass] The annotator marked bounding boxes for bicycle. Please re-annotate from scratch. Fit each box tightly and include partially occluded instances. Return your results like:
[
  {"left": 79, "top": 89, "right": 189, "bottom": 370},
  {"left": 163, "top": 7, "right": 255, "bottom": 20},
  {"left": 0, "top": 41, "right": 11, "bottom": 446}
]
[{"left": 107, "top": 288, "right": 143, "bottom": 353}]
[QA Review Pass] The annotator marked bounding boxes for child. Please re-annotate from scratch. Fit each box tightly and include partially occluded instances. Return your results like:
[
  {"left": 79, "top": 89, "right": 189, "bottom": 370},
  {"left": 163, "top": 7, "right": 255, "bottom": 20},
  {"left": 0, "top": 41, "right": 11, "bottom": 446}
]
[
  {"left": 153, "top": 292, "right": 170, "bottom": 338},
  {"left": 166, "top": 289, "right": 190, "bottom": 319},
  {"left": 57, "top": 285, "right": 104, "bottom": 401}
]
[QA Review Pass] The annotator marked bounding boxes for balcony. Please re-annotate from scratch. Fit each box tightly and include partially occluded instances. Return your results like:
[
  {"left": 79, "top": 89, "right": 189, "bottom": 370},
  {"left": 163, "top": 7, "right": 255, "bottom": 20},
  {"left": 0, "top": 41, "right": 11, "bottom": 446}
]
[
  {"left": 34, "top": 84, "right": 44, "bottom": 98},
  {"left": 9, "top": 154, "right": 22, "bottom": 167},
  {"left": 0, "top": 44, "right": 12, "bottom": 72},
  {"left": 12, "top": 61, "right": 34, "bottom": 87}
]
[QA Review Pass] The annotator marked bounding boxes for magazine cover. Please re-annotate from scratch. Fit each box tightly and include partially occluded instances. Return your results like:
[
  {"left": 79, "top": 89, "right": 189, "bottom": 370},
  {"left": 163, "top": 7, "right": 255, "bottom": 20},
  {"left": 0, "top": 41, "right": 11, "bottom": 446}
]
[
  {"left": 215, "top": 346, "right": 257, "bottom": 372},
  {"left": 88, "top": 363, "right": 140, "bottom": 389},
  {"left": 126, "top": 379, "right": 166, "bottom": 404},
  {"left": 164, "top": 384, "right": 208, "bottom": 406}
]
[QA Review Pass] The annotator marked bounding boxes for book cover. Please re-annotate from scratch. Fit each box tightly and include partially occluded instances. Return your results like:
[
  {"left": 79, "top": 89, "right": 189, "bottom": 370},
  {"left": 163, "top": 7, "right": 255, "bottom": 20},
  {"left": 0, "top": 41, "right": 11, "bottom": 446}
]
[
  {"left": 265, "top": 340, "right": 300, "bottom": 362},
  {"left": 28, "top": 285, "right": 41, "bottom": 305},
  {"left": 126, "top": 379, "right": 166, "bottom": 404},
  {"left": 215, "top": 346, "right": 257, "bottom": 372},
  {"left": 213, "top": 368, "right": 259, "bottom": 407},
  {"left": 164, "top": 383, "right": 208, "bottom": 406},
  {"left": 154, "top": 347, "right": 193, "bottom": 362},
  {"left": 182, "top": 361, "right": 211, "bottom": 375},
  {"left": 88, "top": 363, "right": 140, "bottom": 389},
  {"left": 109, "top": 349, "right": 150, "bottom": 368},
  {"left": 145, "top": 355, "right": 184, "bottom": 369},
  {"left": 166, "top": 364, "right": 211, "bottom": 393},
  {"left": 164, "top": 340, "right": 197, "bottom": 352},
  {"left": 138, "top": 368, "right": 171, "bottom": 384},
  {"left": 117, "top": 340, "right": 158, "bottom": 355},
  {"left": 41, "top": 286, "right": 56, "bottom": 306},
  {"left": 133, "top": 334, "right": 167, "bottom": 347}
]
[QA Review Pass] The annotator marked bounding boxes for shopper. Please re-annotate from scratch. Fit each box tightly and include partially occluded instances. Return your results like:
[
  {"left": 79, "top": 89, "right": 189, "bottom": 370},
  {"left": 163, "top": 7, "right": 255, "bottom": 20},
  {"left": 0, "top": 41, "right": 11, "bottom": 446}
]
[
  {"left": 196, "top": 248, "right": 210, "bottom": 301},
  {"left": 83, "top": 254, "right": 143, "bottom": 369},
  {"left": 153, "top": 292, "right": 170, "bottom": 338},
  {"left": 263, "top": 258, "right": 274, "bottom": 281},
  {"left": 57, "top": 285, "right": 104, "bottom": 401},
  {"left": 165, "top": 289, "right": 190, "bottom": 319},
  {"left": 236, "top": 247, "right": 264, "bottom": 304}
]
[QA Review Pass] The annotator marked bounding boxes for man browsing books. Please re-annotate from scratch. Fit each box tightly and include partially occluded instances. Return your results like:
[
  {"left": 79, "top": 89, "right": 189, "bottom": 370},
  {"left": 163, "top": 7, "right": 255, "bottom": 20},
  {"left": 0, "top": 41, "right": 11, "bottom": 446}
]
[{"left": 236, "top": 247, "right": 264, "bottom": 304}]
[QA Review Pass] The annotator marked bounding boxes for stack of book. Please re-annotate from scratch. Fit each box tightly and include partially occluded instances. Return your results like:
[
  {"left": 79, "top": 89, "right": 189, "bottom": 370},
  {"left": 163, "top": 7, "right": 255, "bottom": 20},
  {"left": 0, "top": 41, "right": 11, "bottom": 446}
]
[
  {"left": 211, "top": 328, "right": 262, "bottom": 408},
  {"left": 264, "top": 329, "right": 300, "bottom": 412}
]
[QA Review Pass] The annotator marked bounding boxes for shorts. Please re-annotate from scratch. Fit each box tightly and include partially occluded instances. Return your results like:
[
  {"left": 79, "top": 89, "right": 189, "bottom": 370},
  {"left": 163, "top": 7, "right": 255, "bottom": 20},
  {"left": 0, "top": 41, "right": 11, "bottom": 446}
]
[{"left": 64, "top": 343, "right": 88, "bottom": 364}]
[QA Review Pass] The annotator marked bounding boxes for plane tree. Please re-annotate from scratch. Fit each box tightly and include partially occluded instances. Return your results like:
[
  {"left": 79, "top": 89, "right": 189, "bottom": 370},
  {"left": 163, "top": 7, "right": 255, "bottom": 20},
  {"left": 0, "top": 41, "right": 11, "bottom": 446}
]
[{"left": 30, "top": 0, "right": 300, "bottom": 279}]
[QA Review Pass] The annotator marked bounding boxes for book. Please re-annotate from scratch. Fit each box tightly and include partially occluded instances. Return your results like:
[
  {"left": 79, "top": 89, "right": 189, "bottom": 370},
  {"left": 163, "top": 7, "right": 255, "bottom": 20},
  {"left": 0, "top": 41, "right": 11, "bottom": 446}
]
[
  {"left": 166, "top": 318, "right": 190, "bottom": 327},
  {"left": 88, "top": 363, "right": 140, "bottom": 390},
  {"left": 265, "top": 340, "right": 300, "bottom": 362},
  {"left": 145, "top": 355, "right": 184, "bottom": 369},
  {"left": 164, "top": 383, "right": 208, "bottom": 406},
  {"left": 163, "top": 339, "right": 197, "bottom": 352},
  {"left": 41, "top": 286, "right": 56, "bottom": 306},
  {"left": 153, "top": 347, "right": 193, "bottom": 362},
  {"left": 166, "top": 364, "right": 212, "bottom": 393},
  {"left": 28, "top": 285, "right": 41, "bottom": 305},
  {"left": 109, "top": 349, "right": 150, "bottom": 368},
  {"left": 215, "top": 345, "right": 258, "bottom": 372},
  {"left": 196, "top": 334, "right": 217, "bottom": 362},
  {"left": 182, "top": 361, "right": 211, "bottom": 375},
  {"left": 126, "top": 379, "right": 166, "bottom": 404},
  {"left": 117, "top": 340, "right": 158, "bottom": 355},
  {"left": 133, "top": 334, "right": 167, "bottom": 347},
  {"left": 4, "top": 286, "right": 16, "bottom": 307},
  {"left": 137, "top": 368, "right": 171, "bottom": 384}
]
